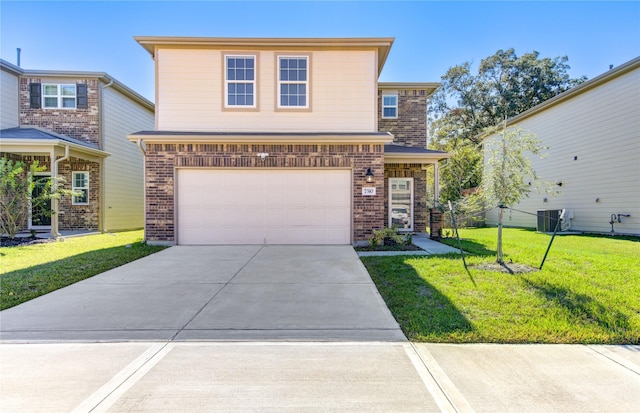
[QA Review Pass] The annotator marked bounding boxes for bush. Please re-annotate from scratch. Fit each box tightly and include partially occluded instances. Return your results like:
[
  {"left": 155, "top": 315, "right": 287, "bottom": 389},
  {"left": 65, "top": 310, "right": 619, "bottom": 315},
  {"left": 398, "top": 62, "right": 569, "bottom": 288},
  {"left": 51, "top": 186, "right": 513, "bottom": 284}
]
[{"left": 369, "top": 226, "right": 410, "bottom": 247}]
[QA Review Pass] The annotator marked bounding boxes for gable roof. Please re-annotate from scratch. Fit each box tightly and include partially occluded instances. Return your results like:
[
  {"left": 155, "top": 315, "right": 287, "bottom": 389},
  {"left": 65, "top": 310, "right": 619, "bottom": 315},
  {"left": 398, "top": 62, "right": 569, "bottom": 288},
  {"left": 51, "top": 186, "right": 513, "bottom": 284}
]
[
  {"left": 0, "top": 59, "right": 154, "bottom": 112},
  {"left": 134, "top": 37, "right": 394, "bottom": 76}
]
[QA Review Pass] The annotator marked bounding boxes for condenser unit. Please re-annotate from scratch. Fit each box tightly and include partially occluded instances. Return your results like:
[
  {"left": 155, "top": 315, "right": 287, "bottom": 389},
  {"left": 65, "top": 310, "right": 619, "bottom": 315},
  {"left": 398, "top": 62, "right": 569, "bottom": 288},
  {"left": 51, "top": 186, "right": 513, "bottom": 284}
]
[{"left": 537, "top": 209, "right": 563, "bottom": 232}]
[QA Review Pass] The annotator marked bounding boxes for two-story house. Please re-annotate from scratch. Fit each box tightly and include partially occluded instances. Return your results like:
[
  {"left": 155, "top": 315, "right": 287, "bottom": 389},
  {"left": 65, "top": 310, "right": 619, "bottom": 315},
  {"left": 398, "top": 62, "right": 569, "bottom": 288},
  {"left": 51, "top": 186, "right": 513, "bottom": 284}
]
[
  {"left": 128, "top": 37, "right": 449, "bottom": 245},
  {"left": 0, "top": 59, "right": 154, "bottom": 238}
]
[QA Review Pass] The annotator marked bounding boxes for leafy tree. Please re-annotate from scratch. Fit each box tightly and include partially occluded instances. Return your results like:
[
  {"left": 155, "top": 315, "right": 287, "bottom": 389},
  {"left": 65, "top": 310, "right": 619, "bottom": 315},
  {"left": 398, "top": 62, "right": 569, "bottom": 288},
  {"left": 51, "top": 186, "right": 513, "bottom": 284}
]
[
  {"left": 0, "top": 158, "right": 72, "bottom": 239},
  {"left": 429, "top": 49, "right": 585, "bottom": 203},
  {"left": 438, "top": 144, "right": 482, "bottom": 204},
  {"left": 481, "top": 126, "right": 549, "bottom": 264}
]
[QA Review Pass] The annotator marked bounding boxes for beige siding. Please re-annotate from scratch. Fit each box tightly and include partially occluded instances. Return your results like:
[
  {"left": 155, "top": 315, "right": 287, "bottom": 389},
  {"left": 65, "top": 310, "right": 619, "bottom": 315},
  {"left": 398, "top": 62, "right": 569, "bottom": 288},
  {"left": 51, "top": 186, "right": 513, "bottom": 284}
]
[
  {"left": 485, "top": 68, "right": 640, "bottom": 235},
  {"left": 1, "top": 69, "right": 19, "bottom": 128},
  {"left": 103, "top": 87, "right": 154, "bottom": 231},
  {"left": 156, "top": 48, "right": 376, "bottom": 132}
]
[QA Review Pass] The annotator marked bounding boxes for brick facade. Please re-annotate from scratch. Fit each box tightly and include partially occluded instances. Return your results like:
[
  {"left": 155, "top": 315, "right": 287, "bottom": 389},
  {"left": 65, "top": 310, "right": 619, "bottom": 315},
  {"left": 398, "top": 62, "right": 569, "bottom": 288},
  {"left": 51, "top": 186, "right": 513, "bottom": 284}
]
[
  {"left": 58, "top": 158, "right": 100, "bottom": 230},
  {"left": 13, "top": 77, "right": 102, "bottom": 232},
  {"left": 384, "top": 164, "right": 428, "bottom": 233},
  {"left": 144, "top": 143, "right": 385, "bottom": 244},
  {"left": 19, "top": 77, "right": 100, "bottom": 145},
  {"left": 378, "top": 89, "right": 428, "bottom": 148},
  {"left": 378, "top": 88, "right": 432, "bottom": 233}
]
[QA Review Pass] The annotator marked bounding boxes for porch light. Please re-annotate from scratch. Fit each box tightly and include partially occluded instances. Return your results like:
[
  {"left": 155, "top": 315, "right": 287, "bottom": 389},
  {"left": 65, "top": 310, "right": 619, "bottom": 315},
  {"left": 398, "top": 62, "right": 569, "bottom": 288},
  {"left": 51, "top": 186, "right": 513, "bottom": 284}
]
[{"left": 365, "top": 168, "right": 374, "bottom": 183}]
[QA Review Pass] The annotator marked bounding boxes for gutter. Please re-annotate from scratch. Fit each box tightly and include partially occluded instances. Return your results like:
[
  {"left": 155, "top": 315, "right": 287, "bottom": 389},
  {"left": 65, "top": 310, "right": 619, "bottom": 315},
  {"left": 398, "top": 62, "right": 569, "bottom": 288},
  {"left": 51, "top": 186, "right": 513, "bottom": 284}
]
[
  {"left": 135, "top": 138, "right": 146, "bottom": 156},
  {"left": 51, "top": 145, "right": 70, "bottom": 239}
]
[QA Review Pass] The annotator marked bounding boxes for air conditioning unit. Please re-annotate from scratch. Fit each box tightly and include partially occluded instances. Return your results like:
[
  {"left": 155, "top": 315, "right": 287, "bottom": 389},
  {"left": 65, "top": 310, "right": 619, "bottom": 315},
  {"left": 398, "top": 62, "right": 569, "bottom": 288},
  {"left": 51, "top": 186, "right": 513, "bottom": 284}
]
[{"left": 537, "top": 209, "right": 562, "bottom": 232}]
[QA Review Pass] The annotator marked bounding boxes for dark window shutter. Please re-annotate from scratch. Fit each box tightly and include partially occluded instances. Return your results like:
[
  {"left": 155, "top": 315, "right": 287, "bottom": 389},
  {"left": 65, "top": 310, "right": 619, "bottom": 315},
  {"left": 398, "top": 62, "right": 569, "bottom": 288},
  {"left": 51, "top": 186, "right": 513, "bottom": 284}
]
[
  {"left": 29, "top": 83, "right": 41, "bottom": 109},
  {"left": 76, "top": 83, "right": 88, "bottom": 109}
]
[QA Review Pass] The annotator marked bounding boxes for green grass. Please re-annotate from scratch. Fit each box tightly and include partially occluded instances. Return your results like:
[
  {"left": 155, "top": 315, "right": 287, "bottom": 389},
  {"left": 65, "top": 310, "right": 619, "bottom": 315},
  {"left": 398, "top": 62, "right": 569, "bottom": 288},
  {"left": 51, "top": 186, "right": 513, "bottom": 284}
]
[
  {"left": 361, "top": 228, "right": 640, "bottom": 344},
  {"left": 0, "top": 230, "right": 166, "bottom": 310}
]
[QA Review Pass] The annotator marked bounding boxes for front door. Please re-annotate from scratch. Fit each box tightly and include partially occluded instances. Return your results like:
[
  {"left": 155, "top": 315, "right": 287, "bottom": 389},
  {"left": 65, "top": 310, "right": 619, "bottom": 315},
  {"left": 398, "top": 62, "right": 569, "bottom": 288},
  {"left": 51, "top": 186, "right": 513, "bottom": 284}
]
[
  {"left": 30, "top": 175, "right": 52, "bottom": 229},
  {"left": 389, "top": 178, "right": 413, "bottom": 231}
]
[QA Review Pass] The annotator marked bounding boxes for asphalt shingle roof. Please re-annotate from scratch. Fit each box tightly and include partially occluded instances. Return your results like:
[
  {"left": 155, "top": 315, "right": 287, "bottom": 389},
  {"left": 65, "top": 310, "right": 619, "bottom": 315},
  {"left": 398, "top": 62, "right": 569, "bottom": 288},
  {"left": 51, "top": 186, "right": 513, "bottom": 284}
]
[{"left": 0, "top": 127, "right": 99, "bottom": 150}]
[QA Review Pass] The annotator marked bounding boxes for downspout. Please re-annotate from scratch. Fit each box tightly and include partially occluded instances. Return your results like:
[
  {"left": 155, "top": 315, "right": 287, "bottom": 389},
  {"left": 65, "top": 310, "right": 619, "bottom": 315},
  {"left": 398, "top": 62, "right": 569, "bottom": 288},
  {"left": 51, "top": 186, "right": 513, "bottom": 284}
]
[
  {"left": 99, "top": 77, "right": 114, "bottom": 233},
  {"left": 51, "top": 145, "right": 70, "bottom": 239},
  {"left": 136, "top": 138, "right": 147, "bottom": 241}
]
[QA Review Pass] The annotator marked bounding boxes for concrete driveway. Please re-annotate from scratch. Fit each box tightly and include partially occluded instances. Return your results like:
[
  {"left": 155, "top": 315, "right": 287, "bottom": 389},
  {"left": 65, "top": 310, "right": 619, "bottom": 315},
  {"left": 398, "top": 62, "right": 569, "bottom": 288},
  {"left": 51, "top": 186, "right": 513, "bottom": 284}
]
[
  {"left": 0, "top": 245, "right": 404, "bottom": 342},
  {"left": 2, "top": 245, "right": 639, "bottom": 412}
]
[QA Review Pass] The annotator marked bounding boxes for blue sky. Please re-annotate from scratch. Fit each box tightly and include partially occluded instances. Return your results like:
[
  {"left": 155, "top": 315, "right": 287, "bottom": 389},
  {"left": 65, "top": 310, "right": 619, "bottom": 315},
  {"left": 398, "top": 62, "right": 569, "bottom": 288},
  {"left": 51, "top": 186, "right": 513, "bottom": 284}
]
[{"left": 1, "top": 1, "right": 638, "bottom": 102}]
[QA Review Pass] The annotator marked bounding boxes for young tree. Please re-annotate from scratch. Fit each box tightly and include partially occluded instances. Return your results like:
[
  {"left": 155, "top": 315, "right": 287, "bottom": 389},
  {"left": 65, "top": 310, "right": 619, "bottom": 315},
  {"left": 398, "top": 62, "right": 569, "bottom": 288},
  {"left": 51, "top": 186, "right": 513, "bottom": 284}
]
[
  {"left": 482, "top": 126, "right": 548, "bottom": 264},
  {"left": 0, "top": 158, "right": 70, "bottom": 239}
]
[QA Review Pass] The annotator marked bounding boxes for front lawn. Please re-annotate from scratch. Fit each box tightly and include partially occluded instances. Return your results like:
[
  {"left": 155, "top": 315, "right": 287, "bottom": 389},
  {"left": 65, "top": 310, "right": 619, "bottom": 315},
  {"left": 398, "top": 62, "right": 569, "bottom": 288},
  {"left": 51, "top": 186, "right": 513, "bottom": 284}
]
[
  {"left": 361, "top": 228, "right": 640, "bottom": 344},
  {"left": 0, "top": 230, "right": 166, "bottom": 310}
]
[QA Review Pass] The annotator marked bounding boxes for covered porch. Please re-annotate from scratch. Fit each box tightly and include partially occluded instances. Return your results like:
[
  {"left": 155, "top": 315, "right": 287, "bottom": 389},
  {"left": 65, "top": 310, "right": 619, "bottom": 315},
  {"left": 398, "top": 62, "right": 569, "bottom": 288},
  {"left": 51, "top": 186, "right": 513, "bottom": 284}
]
[
  {"left": 383, "top": 143, "right": 450, "bottom": 235},
  {"left": 0, "top": 127, "right": 109, "bottom": 239}
]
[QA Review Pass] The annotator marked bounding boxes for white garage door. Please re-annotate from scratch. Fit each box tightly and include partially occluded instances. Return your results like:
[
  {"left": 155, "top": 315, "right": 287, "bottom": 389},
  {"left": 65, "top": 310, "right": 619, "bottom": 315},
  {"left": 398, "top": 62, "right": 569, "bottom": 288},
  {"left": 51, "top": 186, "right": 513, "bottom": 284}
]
[{"left": 177, "top": 169, "right": 351, "bottom": 245}]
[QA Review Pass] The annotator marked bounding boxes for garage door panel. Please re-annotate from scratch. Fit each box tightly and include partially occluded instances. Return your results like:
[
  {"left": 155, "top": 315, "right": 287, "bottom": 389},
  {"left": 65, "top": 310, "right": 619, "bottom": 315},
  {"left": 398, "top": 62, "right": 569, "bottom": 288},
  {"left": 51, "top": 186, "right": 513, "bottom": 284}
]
[{"left": 177, "top": 169, "right": 351, "bottom": 245}]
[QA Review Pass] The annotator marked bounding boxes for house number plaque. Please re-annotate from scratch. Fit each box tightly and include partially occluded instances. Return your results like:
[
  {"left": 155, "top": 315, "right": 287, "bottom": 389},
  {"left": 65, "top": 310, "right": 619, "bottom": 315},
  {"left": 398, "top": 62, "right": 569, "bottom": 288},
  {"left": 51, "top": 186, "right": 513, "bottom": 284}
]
[{"left": 362, "top": 187, "right": 376, "bottom": 196}]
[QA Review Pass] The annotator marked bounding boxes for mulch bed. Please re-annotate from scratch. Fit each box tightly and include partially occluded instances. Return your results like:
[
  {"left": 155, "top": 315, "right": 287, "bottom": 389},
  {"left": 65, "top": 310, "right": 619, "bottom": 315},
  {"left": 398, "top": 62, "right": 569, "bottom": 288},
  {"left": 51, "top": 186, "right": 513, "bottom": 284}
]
[
  {"left": 355, "top": 244, "right": 423, "bottom": 252},
  {"left": 1, "top": 236, "right": 55, "bottom": 248}
]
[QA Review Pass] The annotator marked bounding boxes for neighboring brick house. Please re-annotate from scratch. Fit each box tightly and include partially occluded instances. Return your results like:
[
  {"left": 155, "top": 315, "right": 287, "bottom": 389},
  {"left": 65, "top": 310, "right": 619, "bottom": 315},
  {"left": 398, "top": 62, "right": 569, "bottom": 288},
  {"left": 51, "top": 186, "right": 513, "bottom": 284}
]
[
  {"left": 128, "top": 37, "right": 449, "bottom": 245},
  {"left": 0, "top": 59, "right": 154, "bottom": 238}
]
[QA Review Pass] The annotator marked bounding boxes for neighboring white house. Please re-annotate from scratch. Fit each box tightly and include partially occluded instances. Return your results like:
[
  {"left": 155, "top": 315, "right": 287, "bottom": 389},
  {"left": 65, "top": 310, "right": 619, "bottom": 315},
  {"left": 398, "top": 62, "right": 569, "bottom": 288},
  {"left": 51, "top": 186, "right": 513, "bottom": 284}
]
[{"left": 484, "top": 56, "right": 640, "bottom": 236}]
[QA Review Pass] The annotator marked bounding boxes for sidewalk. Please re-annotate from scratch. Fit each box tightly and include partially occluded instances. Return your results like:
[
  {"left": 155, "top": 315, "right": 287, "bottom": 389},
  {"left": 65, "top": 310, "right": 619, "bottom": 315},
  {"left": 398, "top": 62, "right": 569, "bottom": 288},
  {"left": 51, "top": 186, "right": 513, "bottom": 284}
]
[
  {"left": 357, "top": 233, "right": 461, "bottom": 257},
  {"left": 2, "top": 342, "right": 638, "bottom": 412}
]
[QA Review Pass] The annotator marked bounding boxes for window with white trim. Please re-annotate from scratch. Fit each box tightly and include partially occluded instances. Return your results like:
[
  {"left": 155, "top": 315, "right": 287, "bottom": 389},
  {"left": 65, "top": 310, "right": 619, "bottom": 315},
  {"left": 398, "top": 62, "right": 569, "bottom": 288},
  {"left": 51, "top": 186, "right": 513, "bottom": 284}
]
[
  {"left": 225, "top": 55, "right": 256, "bottom": 108},
  {"left": 72, "top": 172, "right": 89, "bottom": 205},
  {"left": 382, "top": 93, "right": 398, "bottom": 118},
  {"left": 43, "top": 84, "right": 76, "bottom": 109},
  {"left": 278, "top": 56, "right": 308, "bottom": 108}
]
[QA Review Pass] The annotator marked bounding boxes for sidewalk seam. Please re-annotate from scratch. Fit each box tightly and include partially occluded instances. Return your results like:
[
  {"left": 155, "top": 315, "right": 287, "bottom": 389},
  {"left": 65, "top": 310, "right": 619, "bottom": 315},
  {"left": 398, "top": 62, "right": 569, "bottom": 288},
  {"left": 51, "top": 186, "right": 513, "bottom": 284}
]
[
  {"left": 407, "top": 343, "right": 477, "bottom": 413},
  {"left": 71, "top": 342, "right": 174, "bottom": 413},
  {"left": 587, "top": 345, "right": 640, "bottom": 376}
]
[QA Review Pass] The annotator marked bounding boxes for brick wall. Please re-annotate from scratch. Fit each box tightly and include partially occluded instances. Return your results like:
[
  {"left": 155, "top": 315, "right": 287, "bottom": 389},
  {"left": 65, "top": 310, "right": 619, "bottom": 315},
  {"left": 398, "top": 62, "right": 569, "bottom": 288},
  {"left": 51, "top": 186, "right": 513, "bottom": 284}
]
[
  {"left": 378, "top": 89, "right": 427, "bottom": 148},
  {"left": 19, "top": 77, "right": 100, "bottom": 146},
  {"left": 384, "top": 163, "right": 428, "bottom": 233},
  {"left": 57, "top": 157, "right": 100, "bottom": 230},
  {"left": 144, "top": 143, "right": 385, "bottom": 244}
]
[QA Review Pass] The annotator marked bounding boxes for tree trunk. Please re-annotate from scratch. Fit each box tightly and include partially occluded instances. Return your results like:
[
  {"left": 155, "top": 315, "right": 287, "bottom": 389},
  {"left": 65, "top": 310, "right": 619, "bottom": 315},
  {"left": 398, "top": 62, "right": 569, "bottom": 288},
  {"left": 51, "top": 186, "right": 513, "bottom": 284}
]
[{"left": 496, "top": 207, "right": 504, "bottom": 264}]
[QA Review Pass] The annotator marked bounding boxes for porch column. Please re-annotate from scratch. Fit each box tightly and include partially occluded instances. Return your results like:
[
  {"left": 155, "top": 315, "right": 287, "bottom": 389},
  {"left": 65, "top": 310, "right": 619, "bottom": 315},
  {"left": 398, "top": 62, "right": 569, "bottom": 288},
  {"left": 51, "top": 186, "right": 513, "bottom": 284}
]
[
  {"left": 51, "top": 145, "right": 70, "bottom": 238},
  {"left": 433, "top": 161, "right": 440, "bottom": 207},
  {"left": 50, "top": 149, "right": 58, "bottom": 239}
]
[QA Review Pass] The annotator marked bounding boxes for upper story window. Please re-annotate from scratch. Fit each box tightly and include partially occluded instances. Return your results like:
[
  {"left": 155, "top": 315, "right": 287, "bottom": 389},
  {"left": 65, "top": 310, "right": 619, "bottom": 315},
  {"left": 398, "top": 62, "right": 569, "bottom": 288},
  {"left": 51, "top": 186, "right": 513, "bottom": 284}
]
[
  {"left": 29, "top": 83, "right": 88, "bottom": 110},
  {"left": 225, "top": 55, "right": 256, "bottom": 108},
  {"left": 43, "top": 84, "right": 76, "bottom": 109},
  {"left": 278, "top": 56, "right": 309, "bottom": 109},
  {"left": 382, "top": 93, "right": 398, "bottom": 119}
]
